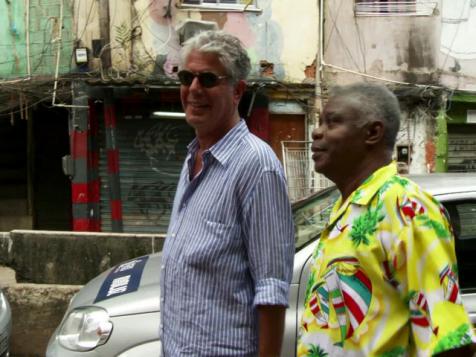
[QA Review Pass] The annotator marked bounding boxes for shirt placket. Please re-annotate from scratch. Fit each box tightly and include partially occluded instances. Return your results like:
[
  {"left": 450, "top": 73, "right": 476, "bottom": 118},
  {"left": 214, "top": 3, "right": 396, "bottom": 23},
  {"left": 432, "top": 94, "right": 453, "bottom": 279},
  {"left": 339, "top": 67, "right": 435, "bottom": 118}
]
[{"left": 161, "top": 152, "right": 212, "bottom": 327}]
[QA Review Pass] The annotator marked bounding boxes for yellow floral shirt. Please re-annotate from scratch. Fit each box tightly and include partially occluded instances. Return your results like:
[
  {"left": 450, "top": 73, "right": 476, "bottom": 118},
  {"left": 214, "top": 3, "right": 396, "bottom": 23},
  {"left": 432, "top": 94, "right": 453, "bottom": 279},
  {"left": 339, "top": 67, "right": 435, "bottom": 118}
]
[{"left": 298, "top": 162, "right": 474, "bottom": 357}]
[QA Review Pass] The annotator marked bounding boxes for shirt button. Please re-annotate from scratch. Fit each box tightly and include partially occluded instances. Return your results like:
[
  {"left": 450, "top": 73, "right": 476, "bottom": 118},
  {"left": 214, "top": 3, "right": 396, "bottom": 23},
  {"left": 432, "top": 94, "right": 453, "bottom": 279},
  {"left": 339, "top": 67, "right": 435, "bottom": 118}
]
[{"left": 161, "top": 265, "right": 165, "bottom": 270}]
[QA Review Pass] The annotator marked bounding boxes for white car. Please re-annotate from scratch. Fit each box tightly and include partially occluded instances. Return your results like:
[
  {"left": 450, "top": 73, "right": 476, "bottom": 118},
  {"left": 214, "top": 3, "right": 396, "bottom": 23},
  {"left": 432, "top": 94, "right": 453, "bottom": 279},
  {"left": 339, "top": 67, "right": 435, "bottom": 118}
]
[
  {"left": 46, "top": 173, "right": 476, "bottom": 356},
  {"left": 0, "top": 288, "right": 11, "bottom": 357}
]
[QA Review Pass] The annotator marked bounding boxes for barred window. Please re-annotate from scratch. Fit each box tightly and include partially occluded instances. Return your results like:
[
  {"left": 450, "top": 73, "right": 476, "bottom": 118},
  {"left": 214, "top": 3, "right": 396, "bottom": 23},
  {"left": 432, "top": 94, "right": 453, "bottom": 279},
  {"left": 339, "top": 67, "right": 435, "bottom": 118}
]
[
  {"left": 180, "top": 0, "right": 260, "bottom": 11},
  {"left": 354, "top": 0, "right": 438, "bottom": 16}
]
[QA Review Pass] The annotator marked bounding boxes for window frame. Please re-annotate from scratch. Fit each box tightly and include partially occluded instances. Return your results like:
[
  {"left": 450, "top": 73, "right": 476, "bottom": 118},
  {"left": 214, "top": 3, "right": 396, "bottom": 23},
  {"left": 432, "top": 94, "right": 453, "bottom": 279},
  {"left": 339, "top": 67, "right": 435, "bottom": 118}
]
[
  {"left": 438, "top": 194, "right": 476, "bottom": 292},
  {"left": 178, "top": 0, "right": 261, "bottom": 12}
]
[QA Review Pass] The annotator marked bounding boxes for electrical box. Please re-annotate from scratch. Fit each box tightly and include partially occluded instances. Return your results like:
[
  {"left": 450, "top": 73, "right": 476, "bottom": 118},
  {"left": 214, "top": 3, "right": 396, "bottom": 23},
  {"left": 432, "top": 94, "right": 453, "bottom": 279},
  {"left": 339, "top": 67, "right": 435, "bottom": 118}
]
[{"left": 396, "top": 144, "right": 412, "bottom": 163}]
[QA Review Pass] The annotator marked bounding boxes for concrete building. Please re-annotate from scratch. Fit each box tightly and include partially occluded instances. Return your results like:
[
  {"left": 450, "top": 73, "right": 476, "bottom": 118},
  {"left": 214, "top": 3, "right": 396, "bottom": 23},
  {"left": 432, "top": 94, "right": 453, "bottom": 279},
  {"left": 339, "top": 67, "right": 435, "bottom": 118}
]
[
  {"left": 0, "top": 0, "right": 74, "bottom": 231},
  {"left": 6, "top": 0, "right": 475, "bottom": 234},
  {"left": 67, "top": 0, "right": 320, "bottom": 233},
  {"left": 321, "top": 0, "right": 476, "bottom": 174},
  {"left": 0, "top": 0, "right": 320, "bottom": 233}
]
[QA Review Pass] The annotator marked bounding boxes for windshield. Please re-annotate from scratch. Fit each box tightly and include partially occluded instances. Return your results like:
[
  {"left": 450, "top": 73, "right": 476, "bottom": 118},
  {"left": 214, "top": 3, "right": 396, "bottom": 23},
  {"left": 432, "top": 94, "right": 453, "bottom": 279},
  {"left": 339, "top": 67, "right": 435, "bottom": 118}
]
[{"left": 293, "top": 186, "right": 340, "bottom": 250}]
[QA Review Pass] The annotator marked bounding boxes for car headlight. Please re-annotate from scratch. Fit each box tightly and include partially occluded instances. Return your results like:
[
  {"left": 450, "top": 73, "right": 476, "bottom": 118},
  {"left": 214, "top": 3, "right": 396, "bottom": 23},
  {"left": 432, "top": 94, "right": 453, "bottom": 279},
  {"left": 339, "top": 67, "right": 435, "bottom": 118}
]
[{"left": 58, "top": 306, "right": 113, "bottom": 351}]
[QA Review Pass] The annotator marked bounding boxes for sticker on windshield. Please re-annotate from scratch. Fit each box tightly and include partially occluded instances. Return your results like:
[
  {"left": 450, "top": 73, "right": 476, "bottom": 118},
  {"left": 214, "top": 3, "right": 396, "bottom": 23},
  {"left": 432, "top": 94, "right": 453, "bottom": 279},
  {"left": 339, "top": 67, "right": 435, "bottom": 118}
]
[{"left": 94, "top": 256, "right": 149, "bottom": 303}]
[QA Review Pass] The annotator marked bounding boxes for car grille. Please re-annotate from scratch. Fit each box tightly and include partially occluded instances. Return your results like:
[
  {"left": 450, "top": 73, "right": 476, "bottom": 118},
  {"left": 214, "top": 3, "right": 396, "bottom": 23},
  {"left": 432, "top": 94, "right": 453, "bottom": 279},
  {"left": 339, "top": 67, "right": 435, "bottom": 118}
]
[{"left": 0, "top": 329, "right": 8, "bottom": 355}]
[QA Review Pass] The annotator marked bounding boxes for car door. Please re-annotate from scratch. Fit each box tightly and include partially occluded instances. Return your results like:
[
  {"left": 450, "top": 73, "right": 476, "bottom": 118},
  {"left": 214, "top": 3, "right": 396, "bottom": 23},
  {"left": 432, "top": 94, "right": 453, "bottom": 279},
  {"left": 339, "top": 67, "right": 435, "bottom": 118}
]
[
  {"left": 289, "top": 187, "right": 339, "bottom": 357},
  {"left": 437, "top": 192, "right": 476, "bottom": 328},
  {"left": 293, "top": 190, "right": 476, "bottom": 355}
]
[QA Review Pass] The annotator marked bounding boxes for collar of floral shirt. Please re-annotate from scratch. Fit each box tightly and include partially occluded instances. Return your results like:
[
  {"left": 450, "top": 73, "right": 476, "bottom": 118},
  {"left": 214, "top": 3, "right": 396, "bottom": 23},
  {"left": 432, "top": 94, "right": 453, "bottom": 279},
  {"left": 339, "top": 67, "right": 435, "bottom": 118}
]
[{"left": 326, "top": 161, "right": 398, "bottom": 229}]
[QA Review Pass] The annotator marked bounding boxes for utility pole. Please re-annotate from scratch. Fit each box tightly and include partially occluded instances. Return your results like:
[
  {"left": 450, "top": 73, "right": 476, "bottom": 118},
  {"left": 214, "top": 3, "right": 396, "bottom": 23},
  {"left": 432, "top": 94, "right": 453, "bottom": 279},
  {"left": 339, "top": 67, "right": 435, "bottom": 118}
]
[{"left": 99, "top": 0, "right": 111, "bottom": 69}]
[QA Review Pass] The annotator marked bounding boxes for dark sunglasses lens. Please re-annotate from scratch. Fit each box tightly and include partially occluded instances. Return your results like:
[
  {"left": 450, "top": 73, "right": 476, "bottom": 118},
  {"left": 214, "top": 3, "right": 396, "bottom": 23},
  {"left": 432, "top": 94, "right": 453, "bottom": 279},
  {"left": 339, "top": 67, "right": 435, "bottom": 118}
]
[
  {"left": 198, "top": 72, "right": 219, "bottom": 88},
  {"left": 178, "top": 71, "right": 194, "bottom": 86}
]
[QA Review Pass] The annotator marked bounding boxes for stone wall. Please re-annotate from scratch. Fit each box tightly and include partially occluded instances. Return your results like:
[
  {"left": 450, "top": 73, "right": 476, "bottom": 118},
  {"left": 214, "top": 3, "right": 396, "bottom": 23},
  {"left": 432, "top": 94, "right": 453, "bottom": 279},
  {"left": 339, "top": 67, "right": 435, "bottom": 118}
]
[
  {"left": 0, "top": 230, "right": 165, "bottom": 284},
  {"left": 0, "top": 230, "right": 165, "bottom": 357}
]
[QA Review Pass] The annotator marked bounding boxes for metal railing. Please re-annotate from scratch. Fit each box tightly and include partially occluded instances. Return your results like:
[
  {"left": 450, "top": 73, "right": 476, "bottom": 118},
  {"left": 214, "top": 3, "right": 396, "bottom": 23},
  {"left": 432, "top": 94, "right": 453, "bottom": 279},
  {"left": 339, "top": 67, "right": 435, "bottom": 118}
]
[{"left": 281, "top": 141, "right": 333, "bottom": 202}]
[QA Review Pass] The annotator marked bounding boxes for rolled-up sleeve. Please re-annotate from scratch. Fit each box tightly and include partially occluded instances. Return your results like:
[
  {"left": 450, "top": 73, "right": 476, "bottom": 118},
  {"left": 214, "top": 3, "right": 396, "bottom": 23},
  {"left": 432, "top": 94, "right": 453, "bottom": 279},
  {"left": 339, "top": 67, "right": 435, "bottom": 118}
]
[{"left": 242, "top": 170, "right": 295, "bottom": 307}]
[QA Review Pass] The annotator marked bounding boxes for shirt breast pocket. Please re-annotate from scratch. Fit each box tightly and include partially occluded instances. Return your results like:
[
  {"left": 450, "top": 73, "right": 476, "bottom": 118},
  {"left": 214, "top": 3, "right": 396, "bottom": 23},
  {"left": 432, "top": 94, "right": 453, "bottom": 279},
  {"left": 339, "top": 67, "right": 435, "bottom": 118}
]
[{"left": 182, "top": 219, "right": 241, "bottom": 269}]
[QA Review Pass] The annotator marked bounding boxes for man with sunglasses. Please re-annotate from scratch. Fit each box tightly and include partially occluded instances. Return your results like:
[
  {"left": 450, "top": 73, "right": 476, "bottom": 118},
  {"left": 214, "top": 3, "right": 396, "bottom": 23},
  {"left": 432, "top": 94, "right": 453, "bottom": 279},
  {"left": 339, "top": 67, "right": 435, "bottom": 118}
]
[{"left": 159, "top": 31, "right": 294, "bottom": 357}]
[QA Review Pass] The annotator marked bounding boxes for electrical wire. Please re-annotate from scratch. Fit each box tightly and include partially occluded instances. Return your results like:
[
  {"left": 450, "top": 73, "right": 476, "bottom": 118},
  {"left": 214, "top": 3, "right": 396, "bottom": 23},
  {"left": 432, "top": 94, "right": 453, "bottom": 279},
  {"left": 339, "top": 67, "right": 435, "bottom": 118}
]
[
  {"left": 76, "top": 0, "right": 97, "bottom": 44},
  {"left": 439, "top": 0, "right": 469, "bottom": 73},
  {"left": 324, "top": 0, "right": 344, "bottom": 53},
  {"left": 91, "top": 0, "right": 155, "bottom": 80},
  {"left": 353, "top": 15, "right": 368, "bottom": 74},
  {"left": 325, "top": 0, "right": 364, "bottom": 73},
  {"left": 0, "top": 85, "right": 71, "bottom": 117},
  {"left": 142, "top": 16, "right": 177, "bottom": 53},
  {"left": 134, "top": 0, "right": 179, "bottom": 51},
  {"left": 318, "top": 0, "right": 476, "bottom": 95},
  {"left": 132, "top": 0, "right": 156, "bottom": 27}
]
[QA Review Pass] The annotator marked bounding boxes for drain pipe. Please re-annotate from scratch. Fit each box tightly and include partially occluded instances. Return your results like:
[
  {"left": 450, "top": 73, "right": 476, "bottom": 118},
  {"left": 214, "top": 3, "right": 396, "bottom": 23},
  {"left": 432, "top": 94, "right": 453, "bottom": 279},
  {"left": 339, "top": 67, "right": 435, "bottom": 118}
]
[
  {"left": 26, "top": 0, "right": 31, "bottom": 78},
  {"left": 435, "top": 93, "right": 448, "bottom": 172},
  {"left": 319, "top": 0, "right": 324, "bottom": 82}
]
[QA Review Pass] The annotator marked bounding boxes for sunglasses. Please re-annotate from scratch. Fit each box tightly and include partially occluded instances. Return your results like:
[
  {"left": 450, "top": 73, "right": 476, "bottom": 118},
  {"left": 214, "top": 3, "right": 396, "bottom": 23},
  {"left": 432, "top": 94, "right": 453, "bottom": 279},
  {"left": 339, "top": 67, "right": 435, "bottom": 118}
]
[{"left": 177, "top": 70, "right": 228, "bottom": 88}]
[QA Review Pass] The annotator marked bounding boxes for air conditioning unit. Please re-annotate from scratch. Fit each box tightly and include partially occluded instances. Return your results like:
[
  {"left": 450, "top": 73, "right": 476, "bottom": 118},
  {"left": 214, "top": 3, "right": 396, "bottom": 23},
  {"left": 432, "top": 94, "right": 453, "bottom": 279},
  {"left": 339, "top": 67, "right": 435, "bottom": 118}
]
[{"left": 176, "top": 20, "right": 218, "bottom": 45}]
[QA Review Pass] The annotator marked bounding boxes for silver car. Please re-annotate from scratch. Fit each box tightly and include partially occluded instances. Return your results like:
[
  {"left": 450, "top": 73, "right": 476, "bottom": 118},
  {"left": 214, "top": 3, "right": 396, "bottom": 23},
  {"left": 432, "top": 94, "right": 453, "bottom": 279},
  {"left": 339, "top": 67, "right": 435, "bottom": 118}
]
[
  {"left": 0, "top": 288, "right": 11, "bottom": 357},
  {"left": 46, "top": 174, "right": 476, "bottom": 356}
]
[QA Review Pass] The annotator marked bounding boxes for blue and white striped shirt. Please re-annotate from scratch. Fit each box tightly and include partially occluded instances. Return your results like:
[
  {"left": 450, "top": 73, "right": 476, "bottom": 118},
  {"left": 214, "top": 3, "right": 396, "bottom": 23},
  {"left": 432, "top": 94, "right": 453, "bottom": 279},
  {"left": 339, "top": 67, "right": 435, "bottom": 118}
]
[{"left": 160, "top": 120, "right": 294, "bottom": 356}]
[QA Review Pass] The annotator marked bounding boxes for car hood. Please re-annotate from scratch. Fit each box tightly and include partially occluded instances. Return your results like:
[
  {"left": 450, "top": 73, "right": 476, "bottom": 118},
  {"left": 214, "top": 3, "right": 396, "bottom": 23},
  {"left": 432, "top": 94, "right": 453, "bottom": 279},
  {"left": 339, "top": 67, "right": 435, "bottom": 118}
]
[{"left": 69, "top": 253, "right": 162, "bottom": 317}]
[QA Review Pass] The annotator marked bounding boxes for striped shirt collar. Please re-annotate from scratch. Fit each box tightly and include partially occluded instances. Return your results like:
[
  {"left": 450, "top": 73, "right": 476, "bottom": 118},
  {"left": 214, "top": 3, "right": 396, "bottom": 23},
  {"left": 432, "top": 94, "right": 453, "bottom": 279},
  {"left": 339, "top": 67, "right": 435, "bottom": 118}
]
[{"left": 187, "top": 119, "right": 249, "bottom": 167}]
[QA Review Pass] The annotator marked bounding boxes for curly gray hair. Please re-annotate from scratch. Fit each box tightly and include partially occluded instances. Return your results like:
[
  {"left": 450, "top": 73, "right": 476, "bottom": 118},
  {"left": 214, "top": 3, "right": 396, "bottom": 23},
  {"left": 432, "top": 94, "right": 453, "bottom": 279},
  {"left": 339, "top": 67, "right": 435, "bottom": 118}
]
[
  {"left": 180, "top": 30, "right": 251, "bottom": 84},
  {"left": 330, "top": 82, "right": 401, "bottom": 150}
]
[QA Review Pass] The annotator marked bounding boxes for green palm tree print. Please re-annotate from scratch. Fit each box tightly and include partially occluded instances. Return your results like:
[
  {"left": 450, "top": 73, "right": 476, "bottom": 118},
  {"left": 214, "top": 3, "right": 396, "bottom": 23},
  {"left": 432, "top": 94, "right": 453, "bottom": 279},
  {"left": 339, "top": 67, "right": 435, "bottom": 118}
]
[
  {"left": 350, "top": 201, "right": 385, "bottom": 246},
  {"left": 433, "top": 323, "right": 473, "bottom": 354},
  {"left": 307, "top": 344, "right": 328, "bottom": 357}
]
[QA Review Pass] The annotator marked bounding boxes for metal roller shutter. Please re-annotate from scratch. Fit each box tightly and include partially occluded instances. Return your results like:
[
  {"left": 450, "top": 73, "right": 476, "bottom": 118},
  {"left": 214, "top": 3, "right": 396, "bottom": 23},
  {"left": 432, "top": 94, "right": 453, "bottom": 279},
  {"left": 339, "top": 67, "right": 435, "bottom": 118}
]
[
  {"left": 447, "top": 126, "right": 476, "bottom": 172},
  {"left": 99, "top": 117, "right": 194, "bottom": 233}
]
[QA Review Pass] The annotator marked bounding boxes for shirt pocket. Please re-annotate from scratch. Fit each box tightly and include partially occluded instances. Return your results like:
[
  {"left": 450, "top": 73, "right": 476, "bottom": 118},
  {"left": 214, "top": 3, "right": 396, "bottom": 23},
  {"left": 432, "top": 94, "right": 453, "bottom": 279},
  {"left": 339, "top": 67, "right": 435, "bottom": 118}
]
[{"left": 182, "top": 219, "right": 241, "bottom": 269}]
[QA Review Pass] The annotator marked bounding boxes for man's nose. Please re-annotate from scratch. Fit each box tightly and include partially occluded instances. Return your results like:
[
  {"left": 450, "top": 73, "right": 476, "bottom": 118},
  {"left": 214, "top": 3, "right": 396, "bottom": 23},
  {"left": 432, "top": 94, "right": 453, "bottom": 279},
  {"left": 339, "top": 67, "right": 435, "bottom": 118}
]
[
  {"left": 312, "top": 126, "right": 324, "bottom": 140},
  {"left": 189, "top": 76, "right": 202, "bottom": 91}
]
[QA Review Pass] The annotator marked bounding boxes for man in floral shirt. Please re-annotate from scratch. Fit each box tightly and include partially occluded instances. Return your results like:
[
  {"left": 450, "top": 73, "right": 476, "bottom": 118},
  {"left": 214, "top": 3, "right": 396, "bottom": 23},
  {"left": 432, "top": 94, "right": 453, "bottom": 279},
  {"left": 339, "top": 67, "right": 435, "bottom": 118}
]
[{"left": 298, "top": 82, "right": 475, "bottom": 356}]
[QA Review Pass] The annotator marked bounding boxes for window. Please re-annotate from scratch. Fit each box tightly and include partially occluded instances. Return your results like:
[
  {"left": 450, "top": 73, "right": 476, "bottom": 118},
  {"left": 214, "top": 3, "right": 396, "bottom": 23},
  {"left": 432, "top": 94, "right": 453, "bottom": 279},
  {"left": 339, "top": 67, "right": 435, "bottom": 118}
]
[
  {"left": 180, "top": 0, "right": 260, "bottom": 12},
  {"left": 354, "top": 0, "right": 438, "bottom": 16},
  {"left": 293, "top": 187, "right": 340, "bottom": 251},
  {"left": 443, "top": 201, "right": 476, "bottom": 290},
  {"left": 467, "top": 110, "right": 476, "bottom": 124}
]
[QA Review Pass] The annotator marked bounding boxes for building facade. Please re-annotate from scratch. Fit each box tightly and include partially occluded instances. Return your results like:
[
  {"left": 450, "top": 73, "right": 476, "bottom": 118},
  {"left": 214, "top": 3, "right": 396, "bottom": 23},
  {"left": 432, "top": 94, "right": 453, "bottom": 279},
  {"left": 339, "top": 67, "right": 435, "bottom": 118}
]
[
  {"left": 7, "top": 1, "right": 474, "bottom": 233},
  {"left": 68, "top": 0, "right": 319, "bottom": 232},
  {"left": 321, "top": 0, "right": 476, "bottom": 174},
  {"left": 0, "top": 0, "right": 74, "bottom": 231}
]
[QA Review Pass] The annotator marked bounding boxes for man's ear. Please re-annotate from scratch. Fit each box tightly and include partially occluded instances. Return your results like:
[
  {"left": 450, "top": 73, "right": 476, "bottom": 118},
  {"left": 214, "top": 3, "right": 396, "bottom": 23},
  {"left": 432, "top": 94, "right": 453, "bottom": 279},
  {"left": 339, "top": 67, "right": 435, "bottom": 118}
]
[
  {"left": 233, "top": 80, "right": 247, "bottom": 103},
  {"left": 365, "top": 120, "right": 385, "bottom": 146}
]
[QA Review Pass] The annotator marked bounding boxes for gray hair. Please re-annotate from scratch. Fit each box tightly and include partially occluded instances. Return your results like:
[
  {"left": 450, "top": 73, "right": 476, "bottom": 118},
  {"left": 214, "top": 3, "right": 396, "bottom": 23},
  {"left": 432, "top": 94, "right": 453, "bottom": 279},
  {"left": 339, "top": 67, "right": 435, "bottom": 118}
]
[
  {"left": 180, "top": 30, "right": 251, "bottom": 84},
  {"left": 331, "top": 82, "right": 401, "bottom": 150}
]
